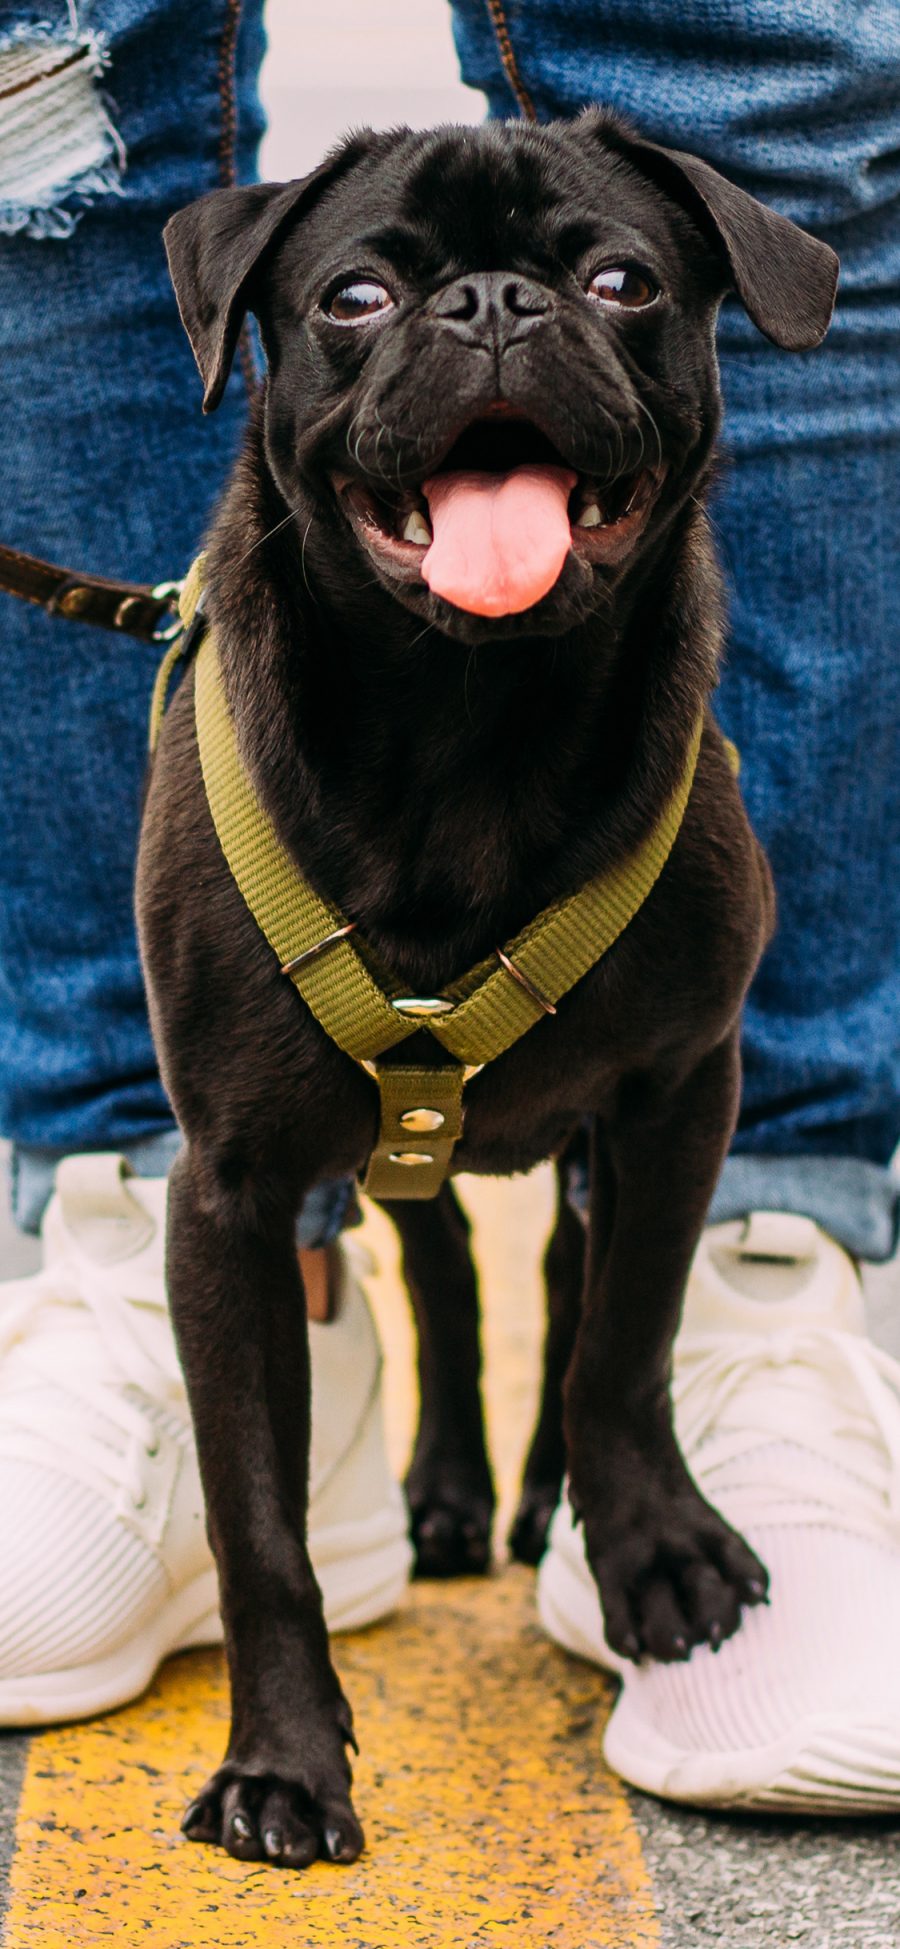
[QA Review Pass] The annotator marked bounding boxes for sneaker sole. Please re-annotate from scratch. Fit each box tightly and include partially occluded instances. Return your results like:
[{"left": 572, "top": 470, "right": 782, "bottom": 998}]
[
  {"left": 604, "top": 1692, "right": 900, "bottom": 1815},
  {"left": 0, "top": 1511, "right": 412, "bottom": 1727},
  {"left": 539, "top": 1544, "right": 900, "bottom": 1814}
]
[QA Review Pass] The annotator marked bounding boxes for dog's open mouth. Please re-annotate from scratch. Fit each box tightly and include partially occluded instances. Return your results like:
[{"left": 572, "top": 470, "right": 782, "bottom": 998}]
[{"left": 332, "top": 410, "right": 665, "bottom": 617}]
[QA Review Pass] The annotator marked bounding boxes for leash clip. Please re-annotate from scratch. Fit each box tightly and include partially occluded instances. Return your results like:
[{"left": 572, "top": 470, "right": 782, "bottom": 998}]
[
  {"left": 115, "top": 578, "right": 184, "bottom": 642},
  {"left": 149, "top": 580, "right": 187, "bottom": 641}
]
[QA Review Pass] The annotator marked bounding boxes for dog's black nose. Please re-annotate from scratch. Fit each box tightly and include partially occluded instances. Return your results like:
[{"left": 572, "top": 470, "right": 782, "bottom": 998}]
[{"left": 430, "top": 271, "right": 551, "bottom": 350}]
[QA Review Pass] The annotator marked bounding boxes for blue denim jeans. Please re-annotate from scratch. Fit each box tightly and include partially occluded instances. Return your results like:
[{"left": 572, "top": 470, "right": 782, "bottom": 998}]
[
  {"left": 447, "top": 0, "right": 900, "bottom": 1260},
  {"left": 2, "top": 2, "right": 900, "bottom": 1260},
  {"left": 0, "top": 0, "right": 352, "bottom": 1246}
]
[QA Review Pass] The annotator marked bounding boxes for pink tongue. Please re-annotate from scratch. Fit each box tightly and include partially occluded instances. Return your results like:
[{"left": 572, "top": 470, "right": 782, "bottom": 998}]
[{"left": 421, "top": 463, "right": 577, "bottom": 617}]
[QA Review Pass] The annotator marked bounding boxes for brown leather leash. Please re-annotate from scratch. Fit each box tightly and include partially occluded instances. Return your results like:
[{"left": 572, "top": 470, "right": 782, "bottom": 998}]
[{"left": 0, "top": 541, "right": 183, "bottom": 643}]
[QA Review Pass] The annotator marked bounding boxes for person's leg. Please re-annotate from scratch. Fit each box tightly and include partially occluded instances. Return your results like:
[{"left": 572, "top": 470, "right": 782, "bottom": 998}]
[
  {"left": 448, "top": 0, "right": 900, "bottom": 1812},
  {"left": 0, "top": 0, "right": 357, "bottom": 1260},
  {"left": 449, "top": 0, "right": 900, "bottom": 1262},
  {"left": 0, "top": 0, "right": 264, "bottom": 1221}
]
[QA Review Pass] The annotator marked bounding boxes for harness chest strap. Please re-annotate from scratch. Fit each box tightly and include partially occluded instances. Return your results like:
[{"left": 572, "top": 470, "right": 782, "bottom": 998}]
[{"left": 177, "top": 570, "right": 705, "bottom": 1199}]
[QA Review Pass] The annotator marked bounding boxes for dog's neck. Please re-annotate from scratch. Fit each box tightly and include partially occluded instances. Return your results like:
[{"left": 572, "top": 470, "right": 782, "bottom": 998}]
[{"left": 205, "top": 432, "right": 722, "bottom": 991}]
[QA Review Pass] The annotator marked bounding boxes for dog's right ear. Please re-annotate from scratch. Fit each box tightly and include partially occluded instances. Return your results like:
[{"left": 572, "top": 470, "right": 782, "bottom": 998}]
[{"left": 164, "top": 135, "right": 379, "bottom": 412}]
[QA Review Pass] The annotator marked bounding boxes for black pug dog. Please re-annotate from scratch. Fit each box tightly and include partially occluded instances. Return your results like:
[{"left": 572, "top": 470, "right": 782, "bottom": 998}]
[{"left": 137, "top": 111, "right": 836, "bottom": 1868}]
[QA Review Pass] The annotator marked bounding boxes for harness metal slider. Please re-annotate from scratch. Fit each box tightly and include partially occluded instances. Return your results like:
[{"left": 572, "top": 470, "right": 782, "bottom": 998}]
[
  {"left": 281, "top": 922, "right": 357, "bottom": 977},
  {"left": 495, "top": 946, "right": 557, "bottom": 1016}
]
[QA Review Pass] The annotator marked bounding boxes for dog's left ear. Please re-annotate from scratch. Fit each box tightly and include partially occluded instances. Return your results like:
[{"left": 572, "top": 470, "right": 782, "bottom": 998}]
[
  {"left": 582, "top": 113, "right": 838, "bottom": 351},
  {"left": 164, "top": 132, "right": 382, "bottom": 411}
]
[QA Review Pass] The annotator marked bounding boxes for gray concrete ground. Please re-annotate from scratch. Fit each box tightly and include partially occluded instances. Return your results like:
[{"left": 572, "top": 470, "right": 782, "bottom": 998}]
[
  {"left": 631, "top": 1798, "right": 900, "bottom": 1949},
  {"left": 1, "top": 4, "right": 899, "bottom": 1941},
  {"left": 0, "top": 1742, "right": 27, "bottom": 1942}
]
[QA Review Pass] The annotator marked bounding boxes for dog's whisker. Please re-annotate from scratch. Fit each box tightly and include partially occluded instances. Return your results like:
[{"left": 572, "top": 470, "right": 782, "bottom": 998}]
[
  {"left": 300, "top": 518, "right": 319, "bottom": 605},
  {"left": 346, "top": 402, "right": 366, "bottom": 448},
  {"left": 374, "top": 420, "right": 385, "bottom": 472},
  {"left": 632, "top": 391, "right": 663, "bottom": 472},
  {"left": 346, "top": 406, "right": 370, "bottom": 472},
  {"left": 407, "top": 618, "right": 438, "bottom": 652},
  {"left": 591, "top": 397, "right": 625, "bottom": 481},
  {"left": 374, "top": 408, "right": 404, "bottom": 491},
  {"left": 232, "top": 502, "right": 305, "bottom": 573}
]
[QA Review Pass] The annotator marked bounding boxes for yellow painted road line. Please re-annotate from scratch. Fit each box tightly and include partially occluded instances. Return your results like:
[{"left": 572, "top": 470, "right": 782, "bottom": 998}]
[{"left": 5, "top": 1575, "right": 657, "bottom": 1948}]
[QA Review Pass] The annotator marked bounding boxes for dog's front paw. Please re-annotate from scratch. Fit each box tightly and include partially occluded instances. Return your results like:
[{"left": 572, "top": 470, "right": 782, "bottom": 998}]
[
  {"left": 579, "top": 1473, "right": 768, "bottom": 1664},
  {"left": 182, "top": 1765, "right": 364, "bottom": 1869}
]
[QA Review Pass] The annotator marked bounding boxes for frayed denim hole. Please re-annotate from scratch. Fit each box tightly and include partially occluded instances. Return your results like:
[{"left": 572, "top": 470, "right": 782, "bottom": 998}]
[{"left": 0, "top": 23, "right": 126, "bottom": 239}]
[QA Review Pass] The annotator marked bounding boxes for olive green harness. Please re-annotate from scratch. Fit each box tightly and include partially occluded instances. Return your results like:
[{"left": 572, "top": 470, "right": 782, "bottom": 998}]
[{"left": 151, "top": 558, "right": 706, "bottom": 1200}]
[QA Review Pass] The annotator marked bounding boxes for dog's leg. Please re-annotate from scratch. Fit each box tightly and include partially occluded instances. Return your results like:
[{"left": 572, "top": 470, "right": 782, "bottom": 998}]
[
  {"left": 166, "top": 1147, "right": 364, "bottom": 1869},
  {"left": 380, "top": 1184, "right": 495, "bottom": 1576},
  {"left": 508, "top": 1154, "right": 585, "bottom": 1565},
  {"left": 565, "top": 1035, "right": 768, "bottom": 1663}
]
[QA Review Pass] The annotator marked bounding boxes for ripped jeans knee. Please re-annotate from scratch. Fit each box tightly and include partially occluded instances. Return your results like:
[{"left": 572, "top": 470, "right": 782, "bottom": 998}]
[{"left": 0, "top": 8, "right": 125, "bottom": 239}]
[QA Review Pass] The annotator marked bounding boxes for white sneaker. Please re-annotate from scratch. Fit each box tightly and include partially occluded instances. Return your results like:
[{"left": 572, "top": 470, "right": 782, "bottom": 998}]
[
  {"left": 0, "top": 1154, "right": 411, "bottom": 1727},
  {"left": 538, "top": 1211, "right": 900, "bottom": 1812}
]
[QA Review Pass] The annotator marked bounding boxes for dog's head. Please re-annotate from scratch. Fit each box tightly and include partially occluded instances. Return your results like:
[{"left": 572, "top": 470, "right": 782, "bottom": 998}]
[{"left": 166, "top": 113, "right": 837, "bottom": 644}]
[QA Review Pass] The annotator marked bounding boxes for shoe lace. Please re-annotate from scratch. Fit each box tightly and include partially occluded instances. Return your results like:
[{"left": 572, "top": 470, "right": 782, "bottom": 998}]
[
  {"left": 674, "top": 1325, "right": 900, "bottom": 1541},
  {"left": 0, "top": 1233, "right": 185, "bottom": 1505}
]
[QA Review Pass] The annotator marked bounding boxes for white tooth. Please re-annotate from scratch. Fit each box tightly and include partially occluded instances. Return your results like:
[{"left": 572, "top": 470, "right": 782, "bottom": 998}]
[
  {"left": 403, "top": 510, "right": 432, "bottom": 545},
  {"left": 576, "top": 502, "right": 603, "bottom": 528}
]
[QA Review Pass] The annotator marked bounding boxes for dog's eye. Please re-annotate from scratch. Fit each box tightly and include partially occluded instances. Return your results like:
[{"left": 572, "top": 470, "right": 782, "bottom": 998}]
[
  {"left": 587, "top": 266, "right": 656, "bottom": 308},
  {"left": 325, "top": 280, "right": 395, "bottom": 326}
]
